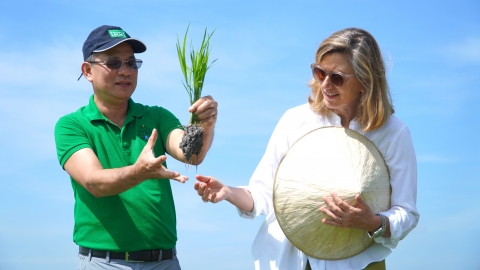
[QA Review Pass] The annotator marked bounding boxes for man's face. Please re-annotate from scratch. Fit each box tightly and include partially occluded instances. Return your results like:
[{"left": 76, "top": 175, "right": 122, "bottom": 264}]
[{"left": 86, "top": 42, "right": 138, "bottom": 104}]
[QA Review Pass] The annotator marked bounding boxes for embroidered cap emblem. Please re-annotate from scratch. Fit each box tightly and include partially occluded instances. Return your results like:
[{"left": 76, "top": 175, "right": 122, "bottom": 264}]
[{"left": 108, "top": 30, "right": 127, "bottom": 38}]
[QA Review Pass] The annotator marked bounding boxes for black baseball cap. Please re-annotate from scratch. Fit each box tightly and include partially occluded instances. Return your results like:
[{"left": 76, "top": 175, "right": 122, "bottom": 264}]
[{"left": 78, "top": 25, "right": 147, "bottom": 80}]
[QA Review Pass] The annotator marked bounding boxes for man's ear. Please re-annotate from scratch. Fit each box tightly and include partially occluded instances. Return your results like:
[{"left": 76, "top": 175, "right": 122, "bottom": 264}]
[{"left": 81, "top": 62, "right": 93, "bottom": 82}]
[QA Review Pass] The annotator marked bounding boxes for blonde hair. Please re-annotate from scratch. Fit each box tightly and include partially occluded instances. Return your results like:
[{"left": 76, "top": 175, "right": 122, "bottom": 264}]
[{"left": 308, "top": 28, "right": 394, "bottom": 132}]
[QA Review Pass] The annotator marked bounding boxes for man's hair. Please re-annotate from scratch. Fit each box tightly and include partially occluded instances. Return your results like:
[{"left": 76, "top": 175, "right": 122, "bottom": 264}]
[
  {"left": 308, "top": 28, "right": 394, "bottom": 132},
  {"left": 86, "top": 53, "right": 97, "bottom": 62}
]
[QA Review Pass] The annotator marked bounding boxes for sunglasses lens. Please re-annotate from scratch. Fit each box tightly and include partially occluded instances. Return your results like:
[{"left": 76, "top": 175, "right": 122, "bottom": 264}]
[
  {"left": 105, "top": 59, "right": 123, "bottom": 69},
  {"left": 101, "top": 59, "right": 142, "bottom": 69},
  {"left": 313, "top": 67, "right": 326, "bottom": 81},
  {"left": 128, "top": 60, "right": 142, "bottom": 69},
  {"left": 312, "top": 66, "right": 346, "bottom": 87},
  {"left": 330, "top": 73, "right": 345, "bottom": 86}
]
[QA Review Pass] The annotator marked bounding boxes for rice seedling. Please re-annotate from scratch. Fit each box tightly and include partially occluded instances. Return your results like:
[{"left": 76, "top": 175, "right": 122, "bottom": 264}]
[{"left": 176, "top": 24, "right": 216, "bottom": 164}]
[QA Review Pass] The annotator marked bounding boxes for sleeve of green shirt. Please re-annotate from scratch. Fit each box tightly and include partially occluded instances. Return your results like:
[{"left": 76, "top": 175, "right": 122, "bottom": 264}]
[
  {"left": 152, "top": 106, "right": 184, "bottom": 156},
  {"left": 54, "top": 113, "right": 92, "bottom": 168}
]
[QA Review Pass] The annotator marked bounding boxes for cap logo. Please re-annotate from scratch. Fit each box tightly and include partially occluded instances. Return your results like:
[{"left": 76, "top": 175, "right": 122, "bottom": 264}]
[{"left": 108, "top": 30, "right": 127, "bottom": 38}]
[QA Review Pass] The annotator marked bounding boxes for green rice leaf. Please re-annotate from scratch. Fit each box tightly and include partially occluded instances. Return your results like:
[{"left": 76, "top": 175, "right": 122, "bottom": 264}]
[{"left": 176, "top": 24, "right": 217, "bottom": 124}]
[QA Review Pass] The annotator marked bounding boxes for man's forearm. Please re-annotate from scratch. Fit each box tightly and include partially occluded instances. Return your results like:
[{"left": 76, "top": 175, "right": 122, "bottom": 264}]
[{"left": 84, "top": 165, "right": 145, "bottom": 198}]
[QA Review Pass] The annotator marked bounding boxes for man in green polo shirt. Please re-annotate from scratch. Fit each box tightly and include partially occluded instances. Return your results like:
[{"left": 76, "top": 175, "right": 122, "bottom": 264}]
[{"left": 54, "top": 25, "right": 218, "bottom": 270}]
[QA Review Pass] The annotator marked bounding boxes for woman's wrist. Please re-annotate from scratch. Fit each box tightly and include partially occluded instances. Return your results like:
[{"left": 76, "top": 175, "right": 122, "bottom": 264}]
[{"left": 366, "top": 214, "right": 383, "bottom": 232}]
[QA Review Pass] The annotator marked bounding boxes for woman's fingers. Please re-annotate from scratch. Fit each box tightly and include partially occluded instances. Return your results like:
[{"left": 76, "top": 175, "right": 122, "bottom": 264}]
[
  {"left": 195, "top": 182, "right": 207, "bottom": 196},
  {"left": 202, "top": 186, "right": 211, "bottom": 202}
]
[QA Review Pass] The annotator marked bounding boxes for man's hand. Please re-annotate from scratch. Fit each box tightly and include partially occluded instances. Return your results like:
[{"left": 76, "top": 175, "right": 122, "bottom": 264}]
[
  {"left": 64, "top": 128, "right": 188, "bottom": 198},
  {"left": 189, "top": 95, "right": 218, "bottom": 132},
  {"left": 134, "top": 129, "right": 188, "bottom": 183},
  {"left": 167, "top": 95, "right": 218, "bottom": 165}
]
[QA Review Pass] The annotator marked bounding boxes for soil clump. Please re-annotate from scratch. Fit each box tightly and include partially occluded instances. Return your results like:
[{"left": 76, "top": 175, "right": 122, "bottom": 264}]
[{"left": 179, "top": 124, "right": 204, "bottom": 163}]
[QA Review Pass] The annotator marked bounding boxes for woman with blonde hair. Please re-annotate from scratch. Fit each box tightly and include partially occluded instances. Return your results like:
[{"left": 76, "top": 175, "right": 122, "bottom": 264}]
[{"left": 194, "top": 28, "right": 419, "bottom": 270}]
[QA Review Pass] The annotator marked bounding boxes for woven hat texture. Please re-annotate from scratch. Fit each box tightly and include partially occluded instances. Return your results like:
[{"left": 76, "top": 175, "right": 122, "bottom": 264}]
[{"left": 273, "top": 127, "right": 391, "bottom": 260}]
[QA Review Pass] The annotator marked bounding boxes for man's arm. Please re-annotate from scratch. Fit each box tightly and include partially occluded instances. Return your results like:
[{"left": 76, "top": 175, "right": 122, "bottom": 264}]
[
  {"left": 166, "top": 96, "right": 217, "bottom": 165},
  {"left": 64, "top": 129, "right": 187, "bottom": 198}
]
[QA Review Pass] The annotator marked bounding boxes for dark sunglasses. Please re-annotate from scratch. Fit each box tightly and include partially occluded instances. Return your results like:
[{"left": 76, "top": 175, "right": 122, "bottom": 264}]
[
  {"left": 88, "top": 59, "right": 143, "bottom": 70},
  {"left": 311, "top": 64, "right": 355, "bottom": 87}
]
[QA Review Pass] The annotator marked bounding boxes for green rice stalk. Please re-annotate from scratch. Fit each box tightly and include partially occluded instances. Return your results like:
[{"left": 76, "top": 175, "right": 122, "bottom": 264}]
[{"left": 176, "top": 24, "right": 217, "bottom": 125}]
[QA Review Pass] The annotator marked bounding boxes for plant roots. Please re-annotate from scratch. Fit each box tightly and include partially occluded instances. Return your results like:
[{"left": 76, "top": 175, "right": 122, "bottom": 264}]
[{"left": 179, "top": 124, "right": 204, "bottom": 164}]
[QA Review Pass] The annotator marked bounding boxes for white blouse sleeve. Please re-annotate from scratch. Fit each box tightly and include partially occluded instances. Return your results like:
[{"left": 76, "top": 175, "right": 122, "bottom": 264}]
[{"left": 375, "top": 126, "right": 420, "bottom": 248}]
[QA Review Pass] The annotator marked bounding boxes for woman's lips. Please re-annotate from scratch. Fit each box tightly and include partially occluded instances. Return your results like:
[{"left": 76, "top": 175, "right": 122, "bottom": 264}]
[{"left": 324, "top": 92, "right": 339, "bottom": 98}]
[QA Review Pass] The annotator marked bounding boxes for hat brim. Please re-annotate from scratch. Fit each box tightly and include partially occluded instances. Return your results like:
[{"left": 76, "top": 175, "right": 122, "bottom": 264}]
[
  {"left": 273, "top": 127, "right": 391, "bottom": 260},
  {"left": 93, "top": 38, "right": 147, "bottom": 54}
]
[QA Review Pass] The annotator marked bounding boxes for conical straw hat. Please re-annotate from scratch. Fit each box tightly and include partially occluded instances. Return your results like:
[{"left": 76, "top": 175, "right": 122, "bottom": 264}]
[{"left": 273, "top": 127, "right": 391, "bottom": 260}]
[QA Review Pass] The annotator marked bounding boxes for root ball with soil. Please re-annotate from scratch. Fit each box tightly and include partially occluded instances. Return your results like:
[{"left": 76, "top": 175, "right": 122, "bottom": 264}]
[{"left": 179, "top": 124, "right": 204, "bottom": 163}]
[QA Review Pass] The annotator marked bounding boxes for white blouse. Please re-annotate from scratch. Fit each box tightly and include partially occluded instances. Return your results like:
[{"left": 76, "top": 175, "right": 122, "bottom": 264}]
[{"left": 237, "top": 103, "right": 419, "bottom": 270}]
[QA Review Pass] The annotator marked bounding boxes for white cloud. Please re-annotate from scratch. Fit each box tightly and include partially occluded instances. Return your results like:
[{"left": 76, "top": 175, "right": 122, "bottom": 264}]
[{"left": 443, "top": 37, "right": 480, "bottom": 64}]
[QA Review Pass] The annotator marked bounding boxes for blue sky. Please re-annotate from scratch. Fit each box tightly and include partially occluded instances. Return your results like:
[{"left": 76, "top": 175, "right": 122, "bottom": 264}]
[{"left": 1, "top": 0, "right": 479, "bottom": 269}]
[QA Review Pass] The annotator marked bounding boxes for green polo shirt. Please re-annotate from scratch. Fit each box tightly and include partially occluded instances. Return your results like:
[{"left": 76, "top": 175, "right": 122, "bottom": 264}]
[{"left": 54, "top": 95, "right": 182, "bottom": 252}]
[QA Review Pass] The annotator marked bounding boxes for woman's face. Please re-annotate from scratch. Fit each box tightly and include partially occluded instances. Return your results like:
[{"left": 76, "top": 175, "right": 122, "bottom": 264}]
[{"left": 318, "top": 53, "right": 364, "bottom": 116}]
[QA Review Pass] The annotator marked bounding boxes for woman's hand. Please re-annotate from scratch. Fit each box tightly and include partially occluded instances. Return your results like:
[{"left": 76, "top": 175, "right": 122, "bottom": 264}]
[
  {"left": 194, "top": 175, "right": 231, "bottom": 203},
  {"left": 319, "top": 192, "right": 379, "bottom": 231}
]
